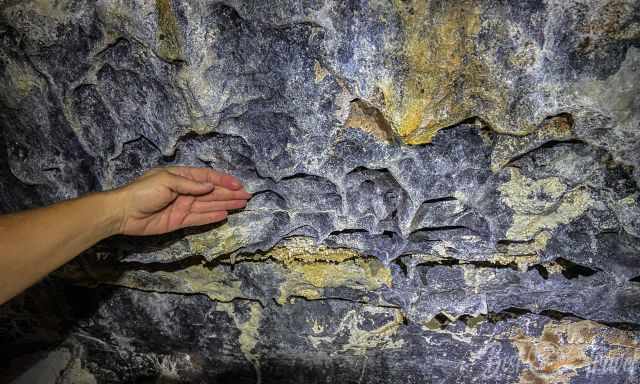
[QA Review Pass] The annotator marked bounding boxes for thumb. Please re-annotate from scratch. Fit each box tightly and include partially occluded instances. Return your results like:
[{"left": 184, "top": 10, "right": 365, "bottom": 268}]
[{"left": 164, "top": 173, "right": 214, "bottom": 195}]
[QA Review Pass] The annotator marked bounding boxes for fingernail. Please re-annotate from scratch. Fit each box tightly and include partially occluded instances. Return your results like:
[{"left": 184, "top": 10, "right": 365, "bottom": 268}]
[{"left": 231, "top": 180, "right": 242, "bottom": 189}]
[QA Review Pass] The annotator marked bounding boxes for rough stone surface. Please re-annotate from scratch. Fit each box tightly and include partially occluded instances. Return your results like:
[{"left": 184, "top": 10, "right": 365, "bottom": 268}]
[{"left": 1, "top": 0, "right": 640, "bottom": 383}]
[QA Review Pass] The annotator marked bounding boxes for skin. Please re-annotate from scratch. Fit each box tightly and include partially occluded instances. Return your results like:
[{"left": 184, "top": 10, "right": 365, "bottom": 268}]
[{"left": 0, "top": 166, "right": 252, "bottom": 305}]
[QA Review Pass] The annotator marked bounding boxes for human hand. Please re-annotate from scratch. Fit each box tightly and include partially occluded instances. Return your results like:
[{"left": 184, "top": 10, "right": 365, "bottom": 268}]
[{"left": 109, "top": 167, "right": 251, "bottom": 236}]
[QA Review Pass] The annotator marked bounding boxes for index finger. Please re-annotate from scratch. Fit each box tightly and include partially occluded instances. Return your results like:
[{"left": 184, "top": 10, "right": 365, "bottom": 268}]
[{"left": 166, "top": 166, "right": 244, "bottom": 190}]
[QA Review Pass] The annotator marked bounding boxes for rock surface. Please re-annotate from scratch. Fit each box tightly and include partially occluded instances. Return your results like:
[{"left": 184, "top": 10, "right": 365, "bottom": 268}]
[{"left": 1, "top": 0, "right": 640, "bottom": 383}]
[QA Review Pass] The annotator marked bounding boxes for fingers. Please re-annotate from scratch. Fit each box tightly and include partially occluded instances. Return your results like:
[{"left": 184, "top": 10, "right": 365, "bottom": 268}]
[
  {"left": 191, "top": 199, "right": 247, "bottom": 213},
  {"left": 166, "top": 166, "right": 245, "bottom": 190},
  {"left": 216, "top": 173, "right": 243, "bottom": 190},
  {"left": 163, "top": 172, "right": 214, "bottom": 196},
  {"left": 196, "top": 186, "right": 252, "bottom": 202},
  {"left": 154, "top": 167, "right": 252, "bottom": 201},
  {"left": 180, "top": 211, "right": 228, "bottom": 228}
]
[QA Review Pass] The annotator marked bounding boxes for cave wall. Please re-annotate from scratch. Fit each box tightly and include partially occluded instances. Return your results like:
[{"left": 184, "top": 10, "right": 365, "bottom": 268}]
[{"left": 1, "top": 0, "right": 640, "bottom": 383}]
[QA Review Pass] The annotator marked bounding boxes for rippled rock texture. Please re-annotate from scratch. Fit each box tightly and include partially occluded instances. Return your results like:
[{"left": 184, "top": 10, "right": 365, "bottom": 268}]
[{"left": 1, "top": 0, "right": 640, "bottom": 383}]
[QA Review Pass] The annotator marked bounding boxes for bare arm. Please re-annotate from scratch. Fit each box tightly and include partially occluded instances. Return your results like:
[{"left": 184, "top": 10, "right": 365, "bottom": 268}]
[{"left": 0, "top": 167, "right": 251, "bottom": 304}]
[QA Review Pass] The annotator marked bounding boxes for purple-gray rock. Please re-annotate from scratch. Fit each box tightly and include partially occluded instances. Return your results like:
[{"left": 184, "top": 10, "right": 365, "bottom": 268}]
[{"left": 1, "top": 1, "right": 639, "bottom": 383}]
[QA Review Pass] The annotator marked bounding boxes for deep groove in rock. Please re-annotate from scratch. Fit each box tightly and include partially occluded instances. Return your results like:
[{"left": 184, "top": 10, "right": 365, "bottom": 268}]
[
  {"left": 280, "top": 172, "right": 321, "bottom": 182},
  {"left": 433, "top": 313, "right": 452, "bottom": 329},
  {"left": 345, "top": 166, "right": 403, "bottom": 185},
  {"left": 465, "top": 260, "right": 519, "bottom": 270},
  {"left": 410, "top": 195, "right": 464, "bottom": 232},
  {"left": 420, "top": 196, "right": 458, "bottom": 204},
  {"left": 405, "top": 115, "right": 487, "bottom": 146},
  {"left": 249, "top": 189, "right": 288, "bottom": 209},
  {"left": 393, "top": 258, "right": 409, "bottom": 277},
  {"left": 457, "top": 314, "right": 486, "bottom": 328},
  {"left": 284, "top": 295, "right": 400, "bottom": 309},
  {"left": 61, "top": 277, "right": 264, "bottom": 308},
  {"left": 537, "top": 138, "right": 587, "bottom": 152},
  {"left": 496, "top": 238, "right": 534, "bottom": 245},
  {"left": 599, "top": 322, "right": 640, "bottom": 332},
  {"left": 409, "top": 256, "right": 604, "bottom": 281},
  {"left": 539, "top": 309, "right": 583, "bottom": 321},
  {"left": 414, "top": 259, "right": 460, "bottom": 268},
  {"left": 94, "top": 37, "right": 132, "bottom": 59},
  {"left": 111, "top": 135, "right": 163, "bottom": 162},
  {"left": 414, "top": 257, "right": 529, "bottom": 271},
  {"left": 410, "top": 225, "right": 475, "bottom": 234},
  {"left": 486, "top": 307, "right": 534, "bottom": 323},
  {"left": 5, "top": 6, "right": 640, "bottom": 382},
  {"left": 491, "top": 308, "right": 531, "bottom": 323},
  {"left": 503, "top": 139, "right": 587, "bottom": 170},
  {"left": 116, "top": 256, "right": 208, "bottom": 273},
  {"left": 498, "top": 112, "right": 577, "bottom": 169},
  {"left": 555, "top": 257, "right": 599, "bottom": 279},
  {"left": 487, "top": 307, "right": 639, "bottom": 332},
  {"left": 528, "top": 264, "right": 550, "bottom": 279},
  {"left": 381, "top": 230, "right": 398, "bottom": 238},
  {"left": 328, "top": 228, "right": 370, "bottom": 236}
]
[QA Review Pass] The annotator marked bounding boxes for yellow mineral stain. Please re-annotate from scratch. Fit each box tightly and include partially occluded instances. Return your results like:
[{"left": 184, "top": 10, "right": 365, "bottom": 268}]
[
  {"left": 58, "top": 263, "right": 245, "bottom": 303},
  {"left": 491, "top": 114, "right": 574, "bottom": 172},
  {"left": 500, "top": 168, "right": 567, "bottom": 214},
  {"left": 308, "top": 306, "right": 405, "bottom": 354},
  {"left": 499, "top": 168, "right": 592, "bottom": 241},
  {"left": 265, "top": 237, "right": 360, "bottom": 266},
  {"left": 4, "top": 58, "right": 42, "bottom": 99},
  {"left": 293, "top": 259, "right": 391, "bottom": 289},
  {"left": 382, "top": 0, "right": 485, "bottom": 144},
  {"left": 488, "top": 255, "right": 540, "bottom": 272},
  {"left": 313, "top": 60, "right": 329, "bottom": 83},
  {"left": 345, "top": 99, "right": 394, "bottom": 142},
  {"left": 512, "top": 320, "right": 640, "bottom": 384},
  {"left": 187, "top": 222, "right": 246, "bottom": 259},
  {"left": 155, "top": 0, "right": 182, "bottom": 62},
  {"left": 465, "top": 314, "right": 487, "bottom": 329},
  {"left": 423, "top": 317, "right": 444, "bottom": 331},
  {"left": 489, "top": 230, "right": 551, "bottom": 270},
  {"left": 618, "top": 193, "right": 638, "bottom": 207},
  {"left": 164, "top": 264, "right": 243, "bottom": 301},
  {"left": 218, "top": 302, "right": 263, "bottom": 381},
  {"left": 508, "top": 188, "right": 593, "bottom": 241},
  {"left": 275, "top": 247, "right": 392, "bottom": 305},
  {"left": 24, "top": 0, "right": 67, "bottom": 19},
  {"left": 210, "top": 237, "right": 392, "bottom": 305},
  {"left": 185, "top": 119, "right": 212, "bottom": 135}
]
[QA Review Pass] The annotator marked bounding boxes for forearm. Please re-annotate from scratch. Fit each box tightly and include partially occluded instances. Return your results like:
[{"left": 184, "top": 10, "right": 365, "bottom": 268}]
[
  {"left": 0, "top": 166, "right": 249, "bottom": 305},
  {"left": 0, "top": 191, "right": 122, "bottom": 304}
]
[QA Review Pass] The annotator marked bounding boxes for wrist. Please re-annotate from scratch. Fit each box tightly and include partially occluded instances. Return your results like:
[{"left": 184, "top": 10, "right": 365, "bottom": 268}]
[{"left": 98, "top": 189, "right": 127, "bottom": 237}]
